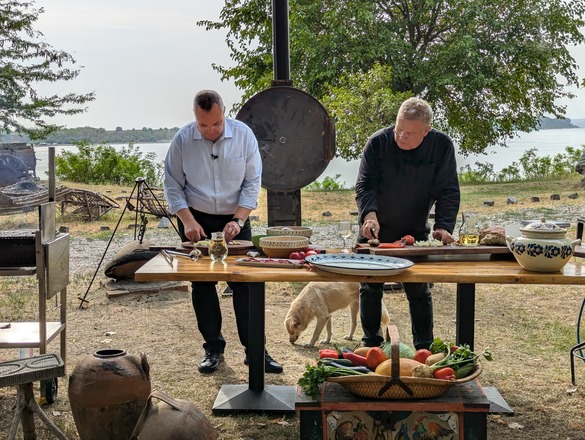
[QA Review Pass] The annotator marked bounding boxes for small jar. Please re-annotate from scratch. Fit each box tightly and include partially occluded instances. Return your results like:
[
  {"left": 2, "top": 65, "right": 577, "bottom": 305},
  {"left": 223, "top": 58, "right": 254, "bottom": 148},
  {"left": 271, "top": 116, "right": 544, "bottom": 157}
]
[
  {"left": 209, "top": 232, "right": 228, "bottom": 262},
  {"left": 459, "top": 212, "right": 480, "bottom": 246}
]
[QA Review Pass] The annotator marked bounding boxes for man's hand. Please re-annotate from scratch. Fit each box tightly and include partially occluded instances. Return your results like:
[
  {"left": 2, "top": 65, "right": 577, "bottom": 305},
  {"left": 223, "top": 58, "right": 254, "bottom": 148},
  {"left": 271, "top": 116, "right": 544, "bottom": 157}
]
[
  {"left": 176, "top": 208, "right": 206, "bottom": 242},
  {"left": 183, "top": 220, "right": 206, "bottom": 243},
  {"left": 361, "top": 212, "right": 380, "bottom": 239},
  {"left": 223, "top": 221, "right": 240, "bottom": 243},
  {"left": 432, "top": 228, "right": 455, "bottom": 245}
]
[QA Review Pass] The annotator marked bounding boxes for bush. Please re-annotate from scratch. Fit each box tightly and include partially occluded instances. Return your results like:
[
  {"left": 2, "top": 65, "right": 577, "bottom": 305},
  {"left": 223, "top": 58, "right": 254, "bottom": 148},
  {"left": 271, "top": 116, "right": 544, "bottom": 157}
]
[
  {"left": 458, "top": 145, "right": 585, "bottom": 183},
  {"left": 305, "top": 174, "right": 347, "bottom": 191},
  {"left": 55, "top": 142, "right": 163, "bottom": 186}
]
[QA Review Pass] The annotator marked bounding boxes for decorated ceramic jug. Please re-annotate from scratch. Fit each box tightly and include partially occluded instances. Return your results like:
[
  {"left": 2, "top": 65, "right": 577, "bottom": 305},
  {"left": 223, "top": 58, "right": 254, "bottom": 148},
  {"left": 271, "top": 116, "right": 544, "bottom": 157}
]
[{"left": 506, "top": 218, "right": 580, "bottom": 272}]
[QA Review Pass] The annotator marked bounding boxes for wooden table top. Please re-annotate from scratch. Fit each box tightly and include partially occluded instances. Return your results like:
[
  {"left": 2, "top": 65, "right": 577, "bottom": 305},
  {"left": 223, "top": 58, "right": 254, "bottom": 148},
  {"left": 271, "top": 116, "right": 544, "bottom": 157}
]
[{"left": 135, "top": 254, "right": 585, "bottom": 285}]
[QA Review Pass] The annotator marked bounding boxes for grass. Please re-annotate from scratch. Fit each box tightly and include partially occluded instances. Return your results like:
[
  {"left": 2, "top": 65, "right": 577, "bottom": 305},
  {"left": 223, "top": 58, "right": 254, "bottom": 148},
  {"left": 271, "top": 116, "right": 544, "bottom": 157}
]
[{"left": 1, "top": 176, "right": 585, "bottom": 439}]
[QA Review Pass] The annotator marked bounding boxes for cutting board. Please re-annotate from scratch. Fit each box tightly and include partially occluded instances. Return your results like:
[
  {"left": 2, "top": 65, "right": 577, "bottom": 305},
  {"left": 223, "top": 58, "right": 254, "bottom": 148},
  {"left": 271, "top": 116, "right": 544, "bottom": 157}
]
[
  {"left": 181, "top": 240, "right": 255, "bottom": 256},
  {"left": 355, "top": 243, "right": 510, "bottom": 257}
]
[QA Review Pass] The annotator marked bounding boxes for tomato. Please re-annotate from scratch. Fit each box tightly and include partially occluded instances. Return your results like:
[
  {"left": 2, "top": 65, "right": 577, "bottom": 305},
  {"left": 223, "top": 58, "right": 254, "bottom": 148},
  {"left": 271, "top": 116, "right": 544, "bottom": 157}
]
[
  {"left": 401, "top": 235, "right": 415, "bottom": 245},
  {"left": 450, "top": 345, "right": 459, "bottom": 353},
  {"left": 305, "top": 250, "right": 318, "bottom": 256},
  {"left": 289, "top": 252, "right": 302, "bottom": 260},
  {"left": 298, "top": 251, "right": 306, "bottom": 259},
  {"left": 433, "top": 367, "right": 456, "bottom": 381},
  {"left": 365, "top": 346, "right": 388, "bottom": 370},
  {"left": 414, "top": 348, "right": 433, "bottom": 364}
]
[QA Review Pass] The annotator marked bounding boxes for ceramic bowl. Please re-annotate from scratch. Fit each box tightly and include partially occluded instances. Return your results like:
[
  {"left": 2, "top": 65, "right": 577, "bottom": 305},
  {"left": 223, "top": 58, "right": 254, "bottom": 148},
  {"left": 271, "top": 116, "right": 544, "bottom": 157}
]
[
  {"left": 266, "top": 226, "right": 313, "bottom": 239},
  {"left": 259, "top": 236, "right": 309, "bottom": 258},
  {"left": 506, "top": 218, "right": 581, "bottom": 272}
]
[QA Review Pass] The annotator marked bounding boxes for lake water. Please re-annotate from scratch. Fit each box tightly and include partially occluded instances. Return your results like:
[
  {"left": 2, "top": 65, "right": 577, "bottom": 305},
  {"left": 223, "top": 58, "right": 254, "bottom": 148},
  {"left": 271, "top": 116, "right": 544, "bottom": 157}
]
[{"left": 34, "top": 127, "right": 585, "bottom": 186}]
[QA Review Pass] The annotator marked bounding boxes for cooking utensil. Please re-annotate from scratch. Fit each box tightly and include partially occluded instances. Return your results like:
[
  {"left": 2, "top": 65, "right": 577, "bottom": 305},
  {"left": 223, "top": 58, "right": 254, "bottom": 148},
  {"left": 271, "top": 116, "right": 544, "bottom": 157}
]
[
  {"left": 161, "top": 249, "right": 202, "bottom": 265},
  {"left": 368, "top": 228, "right": 380, "bottom": 247}
]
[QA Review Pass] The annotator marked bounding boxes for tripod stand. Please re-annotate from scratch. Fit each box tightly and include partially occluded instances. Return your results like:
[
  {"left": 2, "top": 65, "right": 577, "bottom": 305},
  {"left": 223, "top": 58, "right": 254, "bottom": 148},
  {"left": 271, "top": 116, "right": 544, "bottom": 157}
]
[{"left": 78, "top": 177, "right": 181, "bottom": 308}]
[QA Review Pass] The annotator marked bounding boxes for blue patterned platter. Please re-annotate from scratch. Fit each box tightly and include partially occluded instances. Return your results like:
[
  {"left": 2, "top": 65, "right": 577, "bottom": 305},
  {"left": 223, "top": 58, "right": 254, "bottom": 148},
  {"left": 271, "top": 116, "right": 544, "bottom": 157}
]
[{"left": 305, "top": 254, "right": 414, "bottom": 276}]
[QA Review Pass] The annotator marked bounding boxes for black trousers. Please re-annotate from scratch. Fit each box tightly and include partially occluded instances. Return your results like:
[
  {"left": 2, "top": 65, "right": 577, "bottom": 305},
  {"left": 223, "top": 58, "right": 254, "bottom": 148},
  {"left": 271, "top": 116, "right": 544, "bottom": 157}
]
[
  {"left": 178, "top": 209, "right": 261, "bottom": 354},
  {"left": 359, "top": 282, "right": 434, "bottom": 350}
]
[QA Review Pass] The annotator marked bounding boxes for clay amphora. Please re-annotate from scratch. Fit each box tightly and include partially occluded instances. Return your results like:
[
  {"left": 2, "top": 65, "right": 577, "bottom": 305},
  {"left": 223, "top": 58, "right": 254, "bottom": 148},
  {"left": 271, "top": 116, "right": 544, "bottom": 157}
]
[
  {"left": 68, "top": 349, "right": 151, "bottom": 440},
  {"left": 131, "top": 390, "right": 218, "bottom": 440}
]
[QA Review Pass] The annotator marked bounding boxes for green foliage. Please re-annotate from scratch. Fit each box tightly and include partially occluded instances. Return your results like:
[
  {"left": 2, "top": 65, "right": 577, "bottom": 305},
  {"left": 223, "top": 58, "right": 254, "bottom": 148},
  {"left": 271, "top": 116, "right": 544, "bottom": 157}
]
[
  {"left": 305, "top": 174, "right": 347, "bottom": 191},
  {"left": 55, "top": 142, "right": 163, "bottom": 186},
  {"left": 458, "top": 146, "right": 585, "bottom": 183},
  {"left": 0, "top": 1, "right": 95, "bottom": 139},
  {"left": 322, "top": 64, "right": 412, "bottom": 159},
  {"left": 200, "top": 0, "right": 585, "bottom": 157},
  {"left": 41, "top": 126, "right": 179, "bottom": 144}
]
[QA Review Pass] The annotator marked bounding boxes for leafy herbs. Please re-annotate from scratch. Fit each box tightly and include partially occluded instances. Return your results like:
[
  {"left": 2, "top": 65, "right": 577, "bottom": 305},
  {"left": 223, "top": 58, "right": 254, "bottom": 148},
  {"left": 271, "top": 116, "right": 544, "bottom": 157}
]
[{"left": 297, "top": 360, "right": 368, "bottom": 399}]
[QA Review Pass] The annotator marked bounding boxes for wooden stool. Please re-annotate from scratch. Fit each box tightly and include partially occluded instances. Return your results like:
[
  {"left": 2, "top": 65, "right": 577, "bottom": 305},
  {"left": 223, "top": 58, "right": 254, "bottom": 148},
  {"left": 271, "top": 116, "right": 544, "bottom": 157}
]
[{"left": 0, "top": 354, "right": 66, "bottom": 440}]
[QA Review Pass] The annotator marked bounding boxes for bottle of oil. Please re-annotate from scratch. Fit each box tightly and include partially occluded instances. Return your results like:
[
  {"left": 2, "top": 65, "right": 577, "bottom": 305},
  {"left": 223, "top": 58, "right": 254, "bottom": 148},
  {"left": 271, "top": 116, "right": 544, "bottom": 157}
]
[
  {"left": 209, "top": 232, "right": 228, "bottom": 262},
  {"left": 459, "top": 212, "right": 480, "bottom": 246}
]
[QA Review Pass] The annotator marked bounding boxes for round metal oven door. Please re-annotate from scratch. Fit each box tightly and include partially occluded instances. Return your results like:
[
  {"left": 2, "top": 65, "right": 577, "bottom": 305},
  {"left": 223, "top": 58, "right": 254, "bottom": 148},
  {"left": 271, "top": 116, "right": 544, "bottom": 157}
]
[{"left": 236, "top": 86, "right": 336, "bottom": 192}]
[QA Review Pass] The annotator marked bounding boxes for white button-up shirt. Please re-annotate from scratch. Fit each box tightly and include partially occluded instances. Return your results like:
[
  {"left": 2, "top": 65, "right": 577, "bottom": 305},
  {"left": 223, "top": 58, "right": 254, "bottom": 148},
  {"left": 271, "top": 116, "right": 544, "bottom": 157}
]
[{"left": 164, "top": 118, "right": 262, "bottom": 215}]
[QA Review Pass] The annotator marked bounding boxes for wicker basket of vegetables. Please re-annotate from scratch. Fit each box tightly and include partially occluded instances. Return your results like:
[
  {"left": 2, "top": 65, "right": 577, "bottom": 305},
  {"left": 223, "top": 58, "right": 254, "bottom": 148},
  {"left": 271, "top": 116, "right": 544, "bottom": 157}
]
[{"left": 298, "top": 325, "right": 491, "bottom": 400}]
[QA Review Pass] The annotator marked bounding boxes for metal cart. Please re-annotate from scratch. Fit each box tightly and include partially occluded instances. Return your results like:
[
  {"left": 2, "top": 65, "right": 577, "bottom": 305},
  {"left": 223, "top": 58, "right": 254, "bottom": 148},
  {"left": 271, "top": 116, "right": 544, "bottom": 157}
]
[{"left": 0, "top": 148, "right": 68, "bottom": 402}]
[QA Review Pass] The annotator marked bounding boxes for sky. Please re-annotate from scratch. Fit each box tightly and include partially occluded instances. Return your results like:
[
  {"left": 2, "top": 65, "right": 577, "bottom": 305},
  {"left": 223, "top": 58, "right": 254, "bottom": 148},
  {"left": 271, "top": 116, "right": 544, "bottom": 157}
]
[{"left": 34, "top": 0, "right": 585, "bottom": 131}]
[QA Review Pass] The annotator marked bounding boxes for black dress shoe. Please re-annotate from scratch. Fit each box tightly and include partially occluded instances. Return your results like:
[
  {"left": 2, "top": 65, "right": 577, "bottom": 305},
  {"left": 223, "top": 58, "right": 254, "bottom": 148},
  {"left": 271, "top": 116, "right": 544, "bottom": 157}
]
[
  {"left": 198, "top": 352, "right": 224, "bottom": 373},
  {"left": 244, "top": 351, "right": 283, "bottom": 374}
]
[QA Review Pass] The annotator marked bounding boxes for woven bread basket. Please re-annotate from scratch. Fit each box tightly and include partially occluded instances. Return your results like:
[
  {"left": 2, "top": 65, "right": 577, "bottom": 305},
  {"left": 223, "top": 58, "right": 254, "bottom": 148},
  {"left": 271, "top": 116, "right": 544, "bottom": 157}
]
[{"left": 327, "top": 325, "right": 482, "bottom": 399}]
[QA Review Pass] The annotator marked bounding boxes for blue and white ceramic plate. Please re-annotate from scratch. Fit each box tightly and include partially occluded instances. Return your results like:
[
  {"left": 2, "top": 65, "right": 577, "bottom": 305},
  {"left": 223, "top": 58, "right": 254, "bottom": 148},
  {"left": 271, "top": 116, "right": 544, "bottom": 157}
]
[{"left": 305, "top": 254, "right": 414, "bottom": 276}]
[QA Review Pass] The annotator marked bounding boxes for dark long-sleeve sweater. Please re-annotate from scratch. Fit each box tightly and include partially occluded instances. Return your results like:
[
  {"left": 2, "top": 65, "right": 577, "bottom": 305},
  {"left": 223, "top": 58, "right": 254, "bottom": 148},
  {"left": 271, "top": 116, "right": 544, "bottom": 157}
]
[{"left": 355, "top": 126, "right": 460, "bottom": 242}]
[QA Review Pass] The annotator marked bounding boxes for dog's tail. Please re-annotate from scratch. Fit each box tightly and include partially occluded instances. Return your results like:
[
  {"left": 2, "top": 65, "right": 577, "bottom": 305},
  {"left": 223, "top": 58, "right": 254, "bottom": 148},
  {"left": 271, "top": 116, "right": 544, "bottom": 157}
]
[{"left": 380, "top": 302, "right": 392, "bottom": 326}]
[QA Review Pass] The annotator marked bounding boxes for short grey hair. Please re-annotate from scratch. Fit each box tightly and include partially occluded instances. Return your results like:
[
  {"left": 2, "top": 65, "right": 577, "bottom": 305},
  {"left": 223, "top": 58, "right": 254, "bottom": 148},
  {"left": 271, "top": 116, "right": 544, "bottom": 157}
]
[
  {"left": 194, "top": 90, "right": 225, "bottom": 112},
  {"left": 397, "top": 97, "right": 433, "bottom": 126}
]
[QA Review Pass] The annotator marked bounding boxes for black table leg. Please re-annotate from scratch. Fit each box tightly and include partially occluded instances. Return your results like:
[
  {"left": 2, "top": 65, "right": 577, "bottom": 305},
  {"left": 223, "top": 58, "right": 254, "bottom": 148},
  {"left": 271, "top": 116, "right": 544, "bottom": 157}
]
[
  {"left": 212, "top": 282, "right": 296, "bottom": 413},
  {"left": 456, "top": 283, "right": 476, "bottom": 351}
]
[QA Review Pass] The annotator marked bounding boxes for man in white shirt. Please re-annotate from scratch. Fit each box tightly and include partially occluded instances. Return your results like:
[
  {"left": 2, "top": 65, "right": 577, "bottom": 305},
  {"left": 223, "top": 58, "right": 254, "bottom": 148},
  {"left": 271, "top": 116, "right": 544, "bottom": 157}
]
[{"left": 164, "top": 90, "right": 283, "bottom": 374}]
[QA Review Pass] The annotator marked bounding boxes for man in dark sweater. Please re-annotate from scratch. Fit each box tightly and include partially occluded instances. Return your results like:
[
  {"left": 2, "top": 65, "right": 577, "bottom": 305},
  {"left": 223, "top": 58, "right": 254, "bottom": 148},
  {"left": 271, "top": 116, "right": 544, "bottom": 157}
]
[{"left": 355, "top": 97, "right": 460, "bottom": 350}]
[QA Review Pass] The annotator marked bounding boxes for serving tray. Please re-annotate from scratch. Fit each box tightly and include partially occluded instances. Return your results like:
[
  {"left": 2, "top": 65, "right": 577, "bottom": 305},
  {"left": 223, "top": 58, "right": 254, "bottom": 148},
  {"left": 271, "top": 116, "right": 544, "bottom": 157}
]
[
  {"left": 236, "top": 257, "right": 305, "bottom": 268},
  {"left": 182, "top": 240, "right": 255, "bottom": 255},
  {"left": 355, "top": 243, "right": 510, "bottom": 257}
]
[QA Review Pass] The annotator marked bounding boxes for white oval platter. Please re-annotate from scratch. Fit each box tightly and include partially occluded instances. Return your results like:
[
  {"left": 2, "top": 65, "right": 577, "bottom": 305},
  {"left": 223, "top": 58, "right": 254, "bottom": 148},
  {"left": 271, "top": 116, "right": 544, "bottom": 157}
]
[{"left": 305, "top": 254, "right": 414, "bottom": 276}]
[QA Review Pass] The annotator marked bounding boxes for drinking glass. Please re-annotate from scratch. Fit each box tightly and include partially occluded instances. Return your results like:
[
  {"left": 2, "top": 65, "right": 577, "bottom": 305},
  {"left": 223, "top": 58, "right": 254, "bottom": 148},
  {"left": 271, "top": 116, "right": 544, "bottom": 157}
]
[{"left": 338, "top": 221, "right": 352, "bottom": 253}]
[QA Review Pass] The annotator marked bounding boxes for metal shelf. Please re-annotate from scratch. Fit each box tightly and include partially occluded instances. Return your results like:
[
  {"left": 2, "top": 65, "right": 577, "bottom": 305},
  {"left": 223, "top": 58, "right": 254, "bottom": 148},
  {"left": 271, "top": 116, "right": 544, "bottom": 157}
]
[{"left": 0, "top": 322, "right": 64, "bottom": 348}]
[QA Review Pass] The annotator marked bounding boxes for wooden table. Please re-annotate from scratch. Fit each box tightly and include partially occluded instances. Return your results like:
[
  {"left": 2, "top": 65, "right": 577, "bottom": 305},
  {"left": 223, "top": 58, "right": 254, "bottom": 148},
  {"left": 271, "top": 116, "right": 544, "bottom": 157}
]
[{"left": 135, "top": 254, "right": 585, "bottom": 413}]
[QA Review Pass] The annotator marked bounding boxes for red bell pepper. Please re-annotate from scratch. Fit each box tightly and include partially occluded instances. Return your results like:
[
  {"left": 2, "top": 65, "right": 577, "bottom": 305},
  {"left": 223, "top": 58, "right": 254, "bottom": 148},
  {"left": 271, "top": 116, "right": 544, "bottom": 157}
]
[
  {"left": 319, "top": 349, "right": 340, "bottom": 359},
  {"left": 378, "top": 240, "right": 406, "bottom": 248}
]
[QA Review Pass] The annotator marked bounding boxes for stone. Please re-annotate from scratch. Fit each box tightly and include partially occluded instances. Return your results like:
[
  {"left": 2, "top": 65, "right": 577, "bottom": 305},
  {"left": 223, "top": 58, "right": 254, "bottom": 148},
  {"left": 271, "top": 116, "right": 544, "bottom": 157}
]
[
  {"left": 349, "top": 210, "right": 359, "bottom": 216},
  {"left": 157, "top": 217, "right": 171, "bottom": 228},
  {"left": 249, "top": 215, "right": 260, "bottom": 222},
  {"left": 550, "top": 194, "right": 561, "bottom": 201},
  {"left": 531, "top": 196, "right": 540, "bottom": 202},
  {"left": 100, "top": 226, "right": 110, "bottom": 231},
  {"left": 568, "top": 193, "right": 579, "bottom": 199},
  {"left": 322, "top": 211, "right": 332, "bottom": 217},
  {"left": 59, "top": 225, "right": 70, "bottom": 233},
  {"left": 483, "top": 201, "right": 495, "bottom": 207},
  {"left": 506, "top": 197, "right": 517, "bottom": 205},
  {"left": 128, "top": 223, "right": 138, "bottom": 229}
]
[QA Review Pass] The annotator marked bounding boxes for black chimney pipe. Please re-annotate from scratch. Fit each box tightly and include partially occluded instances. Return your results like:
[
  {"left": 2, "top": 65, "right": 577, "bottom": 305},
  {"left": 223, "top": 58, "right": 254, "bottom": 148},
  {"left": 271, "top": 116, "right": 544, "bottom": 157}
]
[{"left": 272, "top": 0, "right": 292, "bottom": 85}]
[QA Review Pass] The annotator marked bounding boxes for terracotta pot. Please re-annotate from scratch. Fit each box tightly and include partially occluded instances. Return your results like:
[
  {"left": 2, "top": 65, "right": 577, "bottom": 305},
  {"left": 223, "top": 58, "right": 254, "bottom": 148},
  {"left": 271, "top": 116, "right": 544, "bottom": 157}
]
[
  {"left": 131, "top": 390, "right": 218, "bottom": 440},
  {"left": 68, "top": 349, "right": 151, "bottom": 440}
]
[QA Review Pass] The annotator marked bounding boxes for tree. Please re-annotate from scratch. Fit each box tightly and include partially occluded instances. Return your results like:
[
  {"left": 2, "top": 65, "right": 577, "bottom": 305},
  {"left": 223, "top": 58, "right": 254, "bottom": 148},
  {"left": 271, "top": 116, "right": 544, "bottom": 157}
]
[
  {"left": 322, "top": 63, "right": 411, "bottom": 158},
  {"left": 0, "top": 1, "right": 95, "bottom": 139},
  {"left": 198, "top": 0, "right": 585, "bottom": 159}
]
